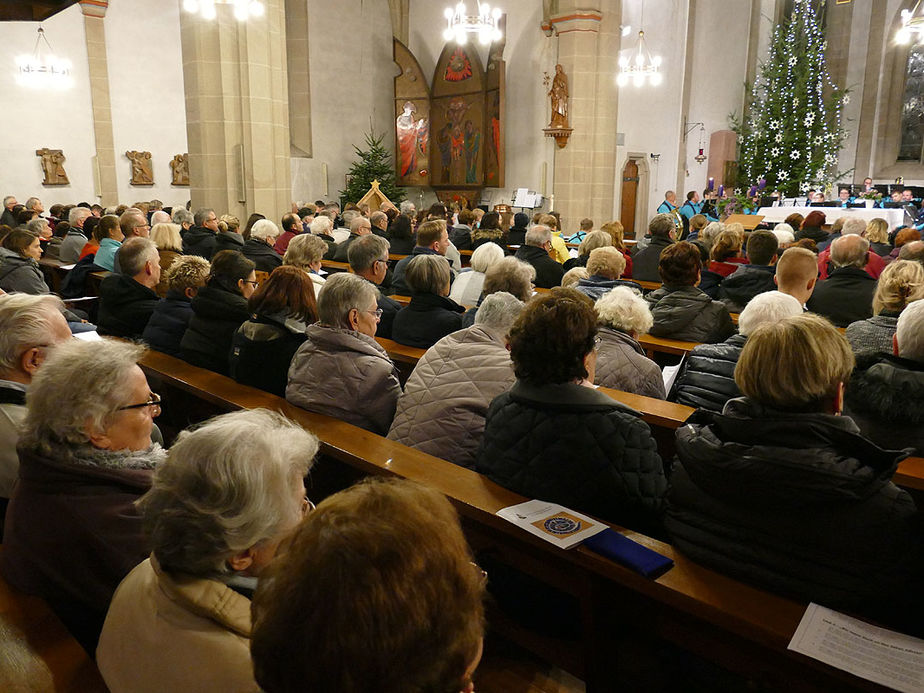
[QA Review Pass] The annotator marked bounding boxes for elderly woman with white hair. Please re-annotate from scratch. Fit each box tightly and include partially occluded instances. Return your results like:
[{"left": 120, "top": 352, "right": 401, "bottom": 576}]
[
  {"left": 672, "top": 291, "right": 803, "bottom": 413},
  {"left": 284, "top": 232, "right": 329, "bottom": 293},
  {"left": 448, "top": 241, "right": 505, "bottom": 307},
  {"left": 575, "top": 247, "right": 642, "bottom": 301},
  {"left": 242, "top": 219, "right": 283, "bottom": 273},
  {"left": 771, "top": 222, "right": 795, "bottom": 247},
  {"left": 309, "top": 214, "right": 338, "bottom": 259},
  {"left": 389, "top": 291, "right": 523, "bottom": 468},
  {"left": 97, "top": 409, "right": 317, "bottom": 693},
  {"left": 287, "top": 272, "right": 401, "bottom": 434},
  {"left": 1, "top": 339, "right": 165, "bottom": 652},
  {"left": 593, "top": 286, "right": 665, "bottom": 399}
]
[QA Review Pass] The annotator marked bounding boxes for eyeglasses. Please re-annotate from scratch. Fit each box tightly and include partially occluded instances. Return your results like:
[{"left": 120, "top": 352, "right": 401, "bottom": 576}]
[
  {"left": 118, "top": 392, "right": 161, "bottom": 414},
  {"left": 301, "top": 496, "right": 315, "bottom": 516},
  {"left": 242, "top": 280, "right": 260, "bottom": 288},
  {"left": 593, "top": 335, "right": 602, "bottom": 349},
  {"left": 365, "top": 308, "right": 384, "bottom": 319}
]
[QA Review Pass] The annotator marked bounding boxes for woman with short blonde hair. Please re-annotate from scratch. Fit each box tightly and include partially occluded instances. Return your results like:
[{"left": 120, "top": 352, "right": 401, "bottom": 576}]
[
  {"left": 864, "top": 218, "right": 891, "bottom": 256},
  {"left": 668, "top": 312, "right": 919, "bottom": 625},
  {"left": 845, "top": 259, "right": 924, "bottom": 356}
]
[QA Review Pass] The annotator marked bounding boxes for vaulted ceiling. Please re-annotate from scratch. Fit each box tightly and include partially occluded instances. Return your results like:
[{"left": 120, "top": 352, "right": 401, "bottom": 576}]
[{"left": 0, "top": 0, "right": 81, "bottom": 22}]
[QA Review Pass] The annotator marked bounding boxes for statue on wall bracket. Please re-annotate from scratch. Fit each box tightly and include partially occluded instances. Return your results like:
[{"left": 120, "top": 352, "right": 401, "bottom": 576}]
[
  {"left": 36, "top": 148, "right": 69, "bottom": 185},
  {"left": 543, "top": 64, "right": 573, "bottom": 149},
  {"left": 126, "top": 150, "right": 154, "bottom": 186},
  {"left": 170, "top": 153, "right": 189, "bottom": 186}
]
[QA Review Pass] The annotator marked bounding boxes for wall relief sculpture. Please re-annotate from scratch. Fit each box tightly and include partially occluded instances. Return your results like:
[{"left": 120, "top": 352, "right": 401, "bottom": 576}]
[
  {"left": 126, "top": 150, "right": 154, "bottom": 185},
  {"left": 171, "top": 153, "right": 189, "bottom": 186},
  {"left": 36, "top": 148, "right": 69, "bottom": 185}
]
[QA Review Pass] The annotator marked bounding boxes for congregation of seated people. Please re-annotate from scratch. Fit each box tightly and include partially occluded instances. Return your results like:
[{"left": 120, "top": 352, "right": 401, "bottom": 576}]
[{"left": 1, "top": 189, "right": 924, "bottom": 688}]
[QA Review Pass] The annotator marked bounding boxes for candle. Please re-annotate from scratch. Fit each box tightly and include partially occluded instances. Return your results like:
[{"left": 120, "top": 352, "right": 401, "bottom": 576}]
[
  {"left": 718, "top": 184, "right": 724, "bottom": 197},
  {"left": 748, "top": 185, "right": 758, "bottom": 197},
  {"left": 708, "top": 177, "right": 714, "bottom": 191},
  {"left": 758, "top": 178, "right": 767, "bottom": 190}
]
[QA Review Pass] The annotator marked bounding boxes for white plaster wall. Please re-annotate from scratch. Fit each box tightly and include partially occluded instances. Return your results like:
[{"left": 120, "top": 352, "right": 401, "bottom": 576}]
[
  {"left": 290, "top": 0, "right": 395, "bottom": 205},
  {"left": 0, "top": 5, "right": 98, "bottom": 206},
  {"left": 682, "top": 0, "right": 750, "bottom": 197},
  {"left": 615, "top": 0, "right": 690, "bottom": 220},
  {"left": 106, "top": 0, "right": 188, "bottom": 207},
  {"left": 838, "top": 0, "right": 871, "bottom": 178},
  {"left": 407, "top": 0, "right": 555, "bottom": 210}
]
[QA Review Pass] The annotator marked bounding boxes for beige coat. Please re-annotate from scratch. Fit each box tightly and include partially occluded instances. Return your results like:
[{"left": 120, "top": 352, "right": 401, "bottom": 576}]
[
  {"left": 594, "top": 326, "right": 666, "bottom": 400},
  {"left": 387, "top": 324, "right": 515, "bottom": 468},
  {"left": 97, "top": 557, "right": 258, "bottom": 693}
]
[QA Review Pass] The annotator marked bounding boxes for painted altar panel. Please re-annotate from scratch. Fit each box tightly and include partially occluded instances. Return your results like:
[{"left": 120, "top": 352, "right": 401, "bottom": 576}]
[
  {"left": 484, "top": 20, "right": 505, "bottom": 188},
  {"left": 431, "top": 44, "right": 485, "bottom": 187},
  {"left": 394, "top": 40, "right": 431, "bottom": 187}
]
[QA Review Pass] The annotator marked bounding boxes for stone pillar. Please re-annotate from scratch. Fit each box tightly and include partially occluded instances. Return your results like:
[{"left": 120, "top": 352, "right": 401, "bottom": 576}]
[
  {"left": 547, "top": 1, "right": 620, "bottom": 233},
  {"left": 179, "top": 0, "right": 291, "bottom": 223},
  {"left": 388, "top": 0, "right": 410, "bottom": 44},
  {"left": 286, "top": 0, "right": 311, "bottom": 157},
  {"left": 79, "top": 1, "right": 118, "bottom": 206}
]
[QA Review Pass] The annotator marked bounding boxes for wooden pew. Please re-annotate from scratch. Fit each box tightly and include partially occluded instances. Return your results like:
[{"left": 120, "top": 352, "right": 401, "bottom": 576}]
[
  {"left": 373, "top": 336, "right": 694, "bottom": 460},
  {"left": 635, "top": 279, "right": 661, "bottom": 292},
  {"left": 137, "top": 350, "right": 889, "bottom": 693},
  {"left": 38, "top": 257, "right": 70, "bottom": 294},
  {"left": 388, "top": 294, "right": 411, "bottom": 306},
  {"left": 321, "top": 259, "right": 350, "bottom": 273},
  {"left": 637, "top": 334, "right": 699, "bottom": 360},
  {"left": 0, "top": 548, "right": 107, "bottom": 692},
  {"left": 254, "top": 270, "right": 270, "bottom": 285}
]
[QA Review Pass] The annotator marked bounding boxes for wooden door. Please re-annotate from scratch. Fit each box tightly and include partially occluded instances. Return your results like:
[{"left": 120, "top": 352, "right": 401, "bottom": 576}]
[{"left": 620, "top": 160, "right": 639, "bottom": 239}]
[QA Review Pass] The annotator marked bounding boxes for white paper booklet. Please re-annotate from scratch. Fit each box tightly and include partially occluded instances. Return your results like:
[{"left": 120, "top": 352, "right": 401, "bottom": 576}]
[
  {"left": 496, "top": 500, "right": 606, "bottom": 549},
  {"left": 788, "top": 603, "right": 924, "bottom": 692},
  {"left": 73, "top": 331, "right": 102, "bottom": 341}
]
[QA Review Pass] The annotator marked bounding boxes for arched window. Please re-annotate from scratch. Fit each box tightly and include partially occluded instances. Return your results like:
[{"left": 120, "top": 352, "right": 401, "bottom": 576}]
[{"left": 898, "top": 45, "right": 924, "bottom": 162}]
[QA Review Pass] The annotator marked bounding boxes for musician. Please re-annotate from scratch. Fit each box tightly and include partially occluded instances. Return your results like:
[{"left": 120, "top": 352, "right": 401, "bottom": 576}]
[
  {"left": 657, "top": 191, "right": 678, "bottom": 215},
  {"left": 700, "top": 189, "right": 719, "bottom": 222},
  {"left": 838, "top": 188, "right": 852, "bottom": 208},
  {"left": 678, "top": 191, "right": 702, "bottom": 223}
]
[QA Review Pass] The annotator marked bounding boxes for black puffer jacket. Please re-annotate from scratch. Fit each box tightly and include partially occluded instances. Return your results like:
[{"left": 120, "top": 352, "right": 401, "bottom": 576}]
[
  {"left": 229, "top": 313, "right": 307, "bottom": 397},
  {"left": 630, "top": 235, "right": 673, "bottom": 283},
  {"left": 718, "top": 264, "right": 776, "bottom": 313},
  {"left": 241, "top": 238, "right": 282, "bottom": 273},
  {"left": 181, "top": 226, "right": 217, "bottom": 259},
  {"left": 666, "top": 398, "right": 922, "bottom": 627},
  {"left": 392, "top": 293, "right": 465, "bottom": 349},
  {"left": 645, "top": 285, "right": 735, "bottom": 343},
  {"left": 844, "top": 354, "right": 924, "bottom": 455},
  {"left": 180, "top": 282, "right": 249, "bottom": 374},
  {"left": 476, "top": 380, "right": 667, "bottom": 536},
  {"left": 214, "top": 231, "right": 245, "bottom": 253},
  {"left": 97, "top": 274, "right": 159, "bottom": 339},
  {"left": 673, "top": 334, "right": 746, "bottom": 413},
  {"left": 141, "top": 290, "right": 193, "bottom": 357},
  {"left": 574, "top": 275, "right": 642, "bottom": 302},
  {"left": 513, "top": 245, "right": 564, "bottom": 289}
]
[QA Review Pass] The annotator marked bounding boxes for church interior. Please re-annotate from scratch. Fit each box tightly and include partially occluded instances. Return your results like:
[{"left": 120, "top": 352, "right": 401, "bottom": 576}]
[{"left": 0, "top": 1, "right": 923, "bottom": 691}]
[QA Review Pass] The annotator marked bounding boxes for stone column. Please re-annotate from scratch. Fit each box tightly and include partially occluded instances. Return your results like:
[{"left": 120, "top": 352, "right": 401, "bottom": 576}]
[
  {"left": 179, "top": 0, "right": 291, "bottom": 223},
  {"left": 79, "top": 0, "right": 118, "bottom": 206},
  {"left": 547, "top": 1, "right": 620, "bottom": 233}
]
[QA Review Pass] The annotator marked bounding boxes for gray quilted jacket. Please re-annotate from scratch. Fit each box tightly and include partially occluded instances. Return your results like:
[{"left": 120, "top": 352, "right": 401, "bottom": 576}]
[
  {"left": 286, "top": 324, "right": 401, "bottom": 435},
  {"left": 845, "top": 314, "right": 898, "bottom": 358},
  {"left": 594, "top": 327, "right": 665, "bottom": 399},
  {"left": 387, "top": 324, "right": 515, "bottom": 469}
]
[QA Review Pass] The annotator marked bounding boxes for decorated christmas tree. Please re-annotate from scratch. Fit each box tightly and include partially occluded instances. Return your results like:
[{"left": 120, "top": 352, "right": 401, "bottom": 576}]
[
  {"left": 732, "top": 0, "right": 848, "bottom": 197},
  {"left": 340, "top": 129, "right": 406, "bottom": 205}
]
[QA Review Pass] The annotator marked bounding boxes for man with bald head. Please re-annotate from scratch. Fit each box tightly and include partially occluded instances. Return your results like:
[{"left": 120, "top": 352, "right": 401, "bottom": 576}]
[
  {"left": 369, "top": 210, "right": 388, "bottom": 238},
  {"left": 806, "top": 234, "right": 877, "bottom": 326},
  {"left": 899, "top": 240, "right": 924, "bottom": 268},
  {"left": 333, "top": 214, "right": 372, "bottom": 262}
]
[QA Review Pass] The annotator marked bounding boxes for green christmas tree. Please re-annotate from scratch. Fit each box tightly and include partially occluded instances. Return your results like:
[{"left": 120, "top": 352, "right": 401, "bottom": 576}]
[
  {"left": 732, "top": 0, "right": 848, "bottom": 197},
  {"left": 340, "top": 128, "right": 406, "bottom": 205}
]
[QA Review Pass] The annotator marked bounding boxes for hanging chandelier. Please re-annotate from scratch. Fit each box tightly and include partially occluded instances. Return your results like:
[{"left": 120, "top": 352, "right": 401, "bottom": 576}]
[
  {"left": 15, "top": 27, "right": 72, "bottom": 90},
  {"left": 443, "top": 2, "right": 503, "bottom": 45},
  {"left": 897, "top": 1, "right": 924, "bottom": 45},
  {"left": 617, "top": 29, "right": 662, "bottom": 87},
  {"left": 183, "top": 0, "right": 265, "bottom": 21}
]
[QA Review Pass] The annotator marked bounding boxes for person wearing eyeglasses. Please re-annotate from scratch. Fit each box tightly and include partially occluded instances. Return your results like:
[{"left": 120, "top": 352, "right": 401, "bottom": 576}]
[
  {"left": 98, "top": 409, "right": 318, "bottom": 693},
  {"left": 97, "top": 238, "right": 162, "bottom": 339},
  {"left": 287, "top": 272, "right": 401, "bottom": 435},
  {"left": 347, "top": 234, "right": 402, "bottom": 339},
  {"left": 180, "top": 250, "right": 256, "bottom": 375},
  {"left": 230, "top": 266, "right": 318, "bottom": 397},
  {"left": 1, "top": 339, "right": 165, "bottom": 653}
]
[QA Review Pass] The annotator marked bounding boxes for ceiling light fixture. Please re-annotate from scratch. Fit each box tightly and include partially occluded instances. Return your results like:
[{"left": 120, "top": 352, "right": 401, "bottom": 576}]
[
  {"left": 443, "top": 2, "right": 503, "bottom": 45},
  {"left": 15, "top": 27, "right": 72, "bottom": 90},
  {"left": 183, "top": 0, "right": 265, "bottom": 22}
]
